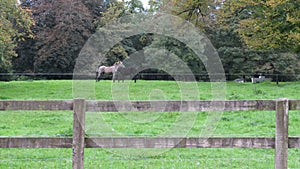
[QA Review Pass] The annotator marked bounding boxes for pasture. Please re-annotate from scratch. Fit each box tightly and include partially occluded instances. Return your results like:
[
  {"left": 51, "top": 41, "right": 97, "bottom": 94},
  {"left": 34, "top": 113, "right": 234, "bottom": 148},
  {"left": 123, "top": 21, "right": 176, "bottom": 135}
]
[{"left": 0, "top": 80, "right": 300, "bottom": 168}]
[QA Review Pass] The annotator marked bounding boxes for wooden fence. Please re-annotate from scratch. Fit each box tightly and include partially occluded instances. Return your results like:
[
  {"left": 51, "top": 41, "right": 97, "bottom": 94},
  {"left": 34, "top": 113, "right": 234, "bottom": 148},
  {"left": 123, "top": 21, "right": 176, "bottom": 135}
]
[{"left": 0, "top": 99, "right": 300, "bottom": 169}]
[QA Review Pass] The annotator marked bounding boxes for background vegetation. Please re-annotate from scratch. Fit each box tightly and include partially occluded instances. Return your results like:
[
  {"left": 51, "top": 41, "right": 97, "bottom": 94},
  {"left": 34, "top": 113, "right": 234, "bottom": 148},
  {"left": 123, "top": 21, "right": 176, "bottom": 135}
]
[{"left": 0, "top": 0, "right": 299, "bottom": 81}]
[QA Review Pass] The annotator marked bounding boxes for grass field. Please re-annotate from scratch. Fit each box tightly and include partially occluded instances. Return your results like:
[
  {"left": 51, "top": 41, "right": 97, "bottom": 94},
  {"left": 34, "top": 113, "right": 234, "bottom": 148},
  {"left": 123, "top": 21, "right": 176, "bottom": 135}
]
[{"left": 0, "top": 80, "right": 300, "bottom": 168}]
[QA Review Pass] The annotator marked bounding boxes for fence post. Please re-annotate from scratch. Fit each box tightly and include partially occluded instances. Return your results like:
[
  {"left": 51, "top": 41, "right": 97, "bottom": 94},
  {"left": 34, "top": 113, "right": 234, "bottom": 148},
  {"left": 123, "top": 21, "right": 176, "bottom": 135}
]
[
  {"left": 275, "top": 98, "right": 289, "bottom": 169},
  {"left": 72, "top": 98, "right": 86, "bottom": 169}
]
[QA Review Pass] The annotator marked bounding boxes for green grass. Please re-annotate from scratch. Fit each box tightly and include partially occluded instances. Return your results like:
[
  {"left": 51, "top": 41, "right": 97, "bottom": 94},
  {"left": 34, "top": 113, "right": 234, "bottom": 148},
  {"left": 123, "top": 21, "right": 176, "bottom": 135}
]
[
  {"left": 1, "top": 80, "right": 299, "bottom": 100},
  {"left": 0, "top": 80, "right": 300, "bottom": 168}
]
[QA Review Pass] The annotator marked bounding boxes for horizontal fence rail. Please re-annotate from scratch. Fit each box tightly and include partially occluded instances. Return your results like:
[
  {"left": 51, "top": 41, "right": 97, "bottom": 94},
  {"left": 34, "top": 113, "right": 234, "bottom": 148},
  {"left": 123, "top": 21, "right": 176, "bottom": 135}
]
[
  {"left": 1, "top": 99, "right": 300, "bottom": 111},
  {"left": 1, "top": 137, "right": 300, "bottom": 149},
  {"left": 0, "top": 99, "right": 300, "bottom": 169}
]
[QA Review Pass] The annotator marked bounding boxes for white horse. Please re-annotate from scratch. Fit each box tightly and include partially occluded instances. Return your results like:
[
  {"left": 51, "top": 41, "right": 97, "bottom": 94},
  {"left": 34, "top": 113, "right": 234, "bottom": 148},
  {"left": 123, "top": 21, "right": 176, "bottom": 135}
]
[{"left": 96, "top": 61, "right": 125, "bottom": 82}]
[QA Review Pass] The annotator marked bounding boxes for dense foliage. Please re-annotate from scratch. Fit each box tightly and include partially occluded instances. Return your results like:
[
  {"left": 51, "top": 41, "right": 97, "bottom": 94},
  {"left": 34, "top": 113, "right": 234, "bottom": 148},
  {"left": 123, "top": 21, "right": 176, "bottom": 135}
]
[
  {"left": 13, "top": 0, "right": 106, "bottom": 77},
  {"left": 217, "top": 0, "right": 300, "bottom": 80},
  {"left": 0, "top": 0, "right": 33, "bottom": 79},
  {"left": 0, "top": 0, "right": 299, "bottom": 80},
  {"left": 219, "top": 0, "right": 300, "bottom": 53}
]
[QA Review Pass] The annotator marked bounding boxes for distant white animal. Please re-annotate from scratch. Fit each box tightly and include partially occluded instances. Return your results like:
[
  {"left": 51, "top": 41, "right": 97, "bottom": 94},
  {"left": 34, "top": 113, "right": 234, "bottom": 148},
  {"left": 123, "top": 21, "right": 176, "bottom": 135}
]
[
  {"left": 96, "top": 61, "right": 125, "bottom": 82},
  {"left": 234, "top": 78, "right": 245, "bottom": 83},
  {"left": 251, "top": 76, "right": 272, "bottom": 83}
]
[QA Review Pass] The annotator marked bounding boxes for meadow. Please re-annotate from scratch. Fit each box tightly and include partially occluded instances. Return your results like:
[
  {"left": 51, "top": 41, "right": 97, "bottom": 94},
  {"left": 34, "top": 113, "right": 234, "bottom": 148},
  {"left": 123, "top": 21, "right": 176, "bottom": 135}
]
[{"left": 0, "top": 80, "right": 299, "bottom": 168}]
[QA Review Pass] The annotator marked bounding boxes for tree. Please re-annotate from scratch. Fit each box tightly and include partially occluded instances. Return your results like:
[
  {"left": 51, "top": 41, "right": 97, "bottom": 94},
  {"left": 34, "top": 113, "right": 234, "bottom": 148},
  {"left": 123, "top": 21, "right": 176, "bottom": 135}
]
[
  {"left": 31, "top": 0, "right": 96, "bottom": 75},
  {"left": 97, "top": 0, "right": 150, "bottom": 65},
  {"left": 12, "top": 0, "right": 109, "bottom": 78},
  {"left": 162, "top": 0, "right": 223, "bottom": 29},
  {"left": 0, "top": 0, "right": 33, "bottom": 77},
  {"left": 219, "top": 0, "right": 300, "bottom": 53},
  {"left": 145, "top": 34, "right": 206, "bottom": 74},
  {"left": 148, "top": 0, "right": 162, "bottom": 12},
  {"left": 98, "top": 0, "right": 145, "bottom": 26},
  {"left": 125, "top": 0, "right": 144, "bottom": 13},
  {"left": 206, "top": 27, "right": 244, "bottom": 49}
]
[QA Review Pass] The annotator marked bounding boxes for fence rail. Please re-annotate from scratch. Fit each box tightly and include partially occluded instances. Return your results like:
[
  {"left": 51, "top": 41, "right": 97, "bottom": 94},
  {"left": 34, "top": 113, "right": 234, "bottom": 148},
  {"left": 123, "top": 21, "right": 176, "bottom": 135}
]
[
  {"left": 1, "top": 137, "right": 300, "bottom": 149},
  {"left": 0, "top": 99, "right": 300, "bottom": 169},
  {"left": 3, "top": 99, "right": 300, "bottom": 111}
]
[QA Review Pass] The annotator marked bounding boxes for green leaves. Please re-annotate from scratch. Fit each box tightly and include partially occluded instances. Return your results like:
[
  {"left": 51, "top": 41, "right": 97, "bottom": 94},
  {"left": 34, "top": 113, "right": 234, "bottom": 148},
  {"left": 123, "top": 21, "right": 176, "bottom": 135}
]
[
  {"left": 218, "top": 47, "right": 300, "bottom": 80},
  {"left": 166, "top": 0, "right": 220, "bottom": 29},
  {"left": 31, "top": 0, "right": 96, "bottom": 74},
  {"left": 219, "top": 0, "right": 300, "bottom": 53},
  {"left": 0, "top": 0, "right": 33, "bottom": 77}
]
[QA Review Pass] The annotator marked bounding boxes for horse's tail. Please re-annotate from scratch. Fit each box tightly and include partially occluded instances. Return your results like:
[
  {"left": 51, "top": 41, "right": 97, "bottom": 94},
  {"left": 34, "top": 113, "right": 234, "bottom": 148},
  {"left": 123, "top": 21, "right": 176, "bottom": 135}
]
[
  {"left": 96, "top": 65, "right": 101, "bottom": 81},
  {"left": 96, "top": 71, "right": 98, "bottom": 81}
]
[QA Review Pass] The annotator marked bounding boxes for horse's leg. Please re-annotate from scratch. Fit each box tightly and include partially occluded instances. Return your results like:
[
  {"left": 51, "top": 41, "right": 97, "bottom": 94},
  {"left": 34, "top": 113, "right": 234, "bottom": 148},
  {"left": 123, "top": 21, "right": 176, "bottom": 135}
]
[
  {"left": 121, "top": 73, "right": 124, "bottom": 83},
  {"left": 117, "top": 73, "right": 121, "bottom": 83},
  {"left": 96, "top": 71, "right": 102, "bottom": 82},
  {"left": 119, "top": 74, "right": 124, "bottom": 83},
  {"left": 114, "top": 70, "right": 122, "bottom": 83},
  {"left": 117, "top": 73, "right": 124, "bottom": 83},
  {"left": 96, "top": 71, "right": 99, "bottom": 82},
  {"left": 112, "top": 72, "right": 116, "bottom": 83}
]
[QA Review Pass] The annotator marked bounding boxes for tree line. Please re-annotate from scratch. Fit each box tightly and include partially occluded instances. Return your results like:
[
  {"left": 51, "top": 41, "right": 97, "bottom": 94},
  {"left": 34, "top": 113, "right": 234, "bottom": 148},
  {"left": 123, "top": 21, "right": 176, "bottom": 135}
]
[{"left": 0, "top": 0, "right": 299, "bottom": 81}]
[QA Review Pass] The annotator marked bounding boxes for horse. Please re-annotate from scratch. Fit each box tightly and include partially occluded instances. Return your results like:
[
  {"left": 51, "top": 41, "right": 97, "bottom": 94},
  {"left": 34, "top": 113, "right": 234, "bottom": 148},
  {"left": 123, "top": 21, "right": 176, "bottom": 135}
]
[{"left": 96, "top": 61, "right": 125, "bottom": 82}]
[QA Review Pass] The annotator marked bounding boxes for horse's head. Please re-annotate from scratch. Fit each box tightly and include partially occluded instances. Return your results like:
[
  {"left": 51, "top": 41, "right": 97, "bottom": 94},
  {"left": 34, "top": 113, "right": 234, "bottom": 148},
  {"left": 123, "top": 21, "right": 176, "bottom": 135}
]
[{"left": 115, "top": 61, "right": 125, "bottom": 69}]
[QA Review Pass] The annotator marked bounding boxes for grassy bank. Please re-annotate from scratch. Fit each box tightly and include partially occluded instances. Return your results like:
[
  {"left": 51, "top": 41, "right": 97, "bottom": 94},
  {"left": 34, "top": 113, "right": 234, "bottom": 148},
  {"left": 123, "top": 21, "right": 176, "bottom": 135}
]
[
  {"left": 0, "top": 80, "right": 299, "bottom": 100},
  {"left": 0, "top": 80, "right": 299, "bottom": 168}
]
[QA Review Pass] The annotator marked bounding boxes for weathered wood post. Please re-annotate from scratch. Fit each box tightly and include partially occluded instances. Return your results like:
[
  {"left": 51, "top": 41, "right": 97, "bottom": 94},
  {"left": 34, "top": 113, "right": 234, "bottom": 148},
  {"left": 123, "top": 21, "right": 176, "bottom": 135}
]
[
  {"left": 275, "top": 98, "right": 289, "bottom": 169},
  {"left": 72, "top": 98, "right": 86, "bottom": 169}
]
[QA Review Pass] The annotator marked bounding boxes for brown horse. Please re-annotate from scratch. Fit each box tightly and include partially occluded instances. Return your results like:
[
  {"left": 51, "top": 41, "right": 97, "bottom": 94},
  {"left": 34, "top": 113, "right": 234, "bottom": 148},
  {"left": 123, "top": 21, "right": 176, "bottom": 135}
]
[{"left": 96, "top": 61, "right": 125, "bottom": 82}]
